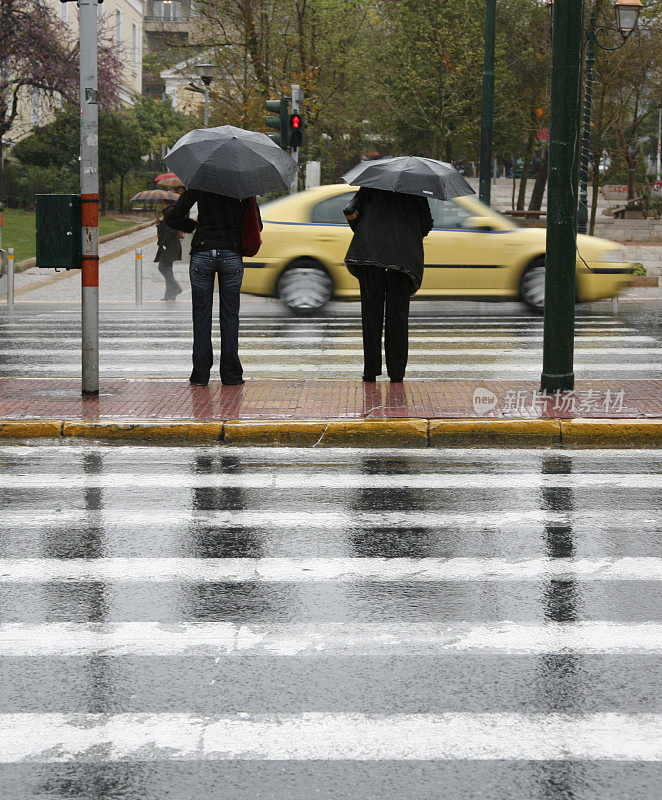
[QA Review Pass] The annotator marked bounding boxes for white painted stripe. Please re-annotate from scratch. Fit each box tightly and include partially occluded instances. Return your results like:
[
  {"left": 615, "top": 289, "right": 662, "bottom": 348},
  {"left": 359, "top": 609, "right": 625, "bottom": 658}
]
[
  {"left": 3, "top": 509, "right": 659, "bottom": 530},
  {"left": 0, "top": 621, "right": 660, "bottom": 658},
  {"left": 5, "top": 362, "right": 659, "bottom": 373},
  {"left": 0, "top": 711, "right": 659, "bottom": 762},
  {"left": 3, "top": 334, "right": 655, "bottom": 343},
  {"left": 3, "top": 472, "right": 659, "bottom": 489},
  {"left": 0, "top": 316, "right": 620, "bottom": 325},
  {"left": 3, "top": 347, "right": 659, "bottom": 358},
  {"left": 0, "top": 314, "right": 621, "bottom": 326},
  {"left": 0, "top": 444, "right": 657, "bottom": 460},
  {"left": 1, "top": 557, "right": 657, "bottom": 584}
]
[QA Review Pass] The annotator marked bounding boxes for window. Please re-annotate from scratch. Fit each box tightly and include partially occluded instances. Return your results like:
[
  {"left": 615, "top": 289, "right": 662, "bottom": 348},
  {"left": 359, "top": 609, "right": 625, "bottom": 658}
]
[
  {"left": 310, "top": 192, "right": 356, "bottom": 224},
  {"left": 132, "top": 22, "right": 138, "bottom": 67},
  {"left": 428, "top": 199, "right": 474, "bottom": 229},
  {"left": 31, "top": 88, "right": 42, "bottom": 125},
  {"left": 154, "top": 1, "right": 182, "bottom": 20},
  {"left": 115, "top": 9, "right": 122, "bottom": 50}
]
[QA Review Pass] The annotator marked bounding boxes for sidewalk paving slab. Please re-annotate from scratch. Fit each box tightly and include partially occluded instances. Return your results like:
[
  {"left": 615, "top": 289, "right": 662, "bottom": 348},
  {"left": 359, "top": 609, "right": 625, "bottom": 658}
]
[{"left": 0, "top": 377, "right": 660, "bottom": 446}]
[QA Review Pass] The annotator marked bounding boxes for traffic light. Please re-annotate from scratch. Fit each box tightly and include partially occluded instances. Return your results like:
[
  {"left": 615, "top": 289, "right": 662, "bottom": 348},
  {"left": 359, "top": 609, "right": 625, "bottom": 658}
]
[
  {"left": 289, "top": 112, "right": 303, "bottom": 150},
  {"left": 265, "top": 98, "right": 289, "bottom": 149}
]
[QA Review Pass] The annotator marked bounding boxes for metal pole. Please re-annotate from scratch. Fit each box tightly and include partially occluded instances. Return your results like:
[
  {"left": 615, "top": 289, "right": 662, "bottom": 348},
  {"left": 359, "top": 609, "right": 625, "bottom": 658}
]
[
  {"left": 577, "top": 10, "right": 595, "bottom": 235},
  {"left": 79, "top": 0, "right": 99, "bottom": 395},
  {"left": 203, "top": 83, "right": 210, "bottom": 126},
  {"left": 656, "top": 105, "right": 661, "bottom": 181},
  {"left": 541, "top": 0, "right": 584, "bottom": 393},
  {"left": 7, "top": 247, "right": 14, "bottom": 310},
  {"left": 290, "top": 84, "right": 301, "bottom": 194},
  {"left": 479, "top": 0, "right": 496, "bottom": 206},
  {"left": 135, "top": 248, "right": 143, "bottom": 308}
]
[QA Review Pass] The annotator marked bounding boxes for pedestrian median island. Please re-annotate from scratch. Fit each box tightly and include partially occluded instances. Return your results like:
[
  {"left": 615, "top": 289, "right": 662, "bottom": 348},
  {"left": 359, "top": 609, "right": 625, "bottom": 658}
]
[{"left": 0, "top": 378, "right": 660, "bottom": 447}]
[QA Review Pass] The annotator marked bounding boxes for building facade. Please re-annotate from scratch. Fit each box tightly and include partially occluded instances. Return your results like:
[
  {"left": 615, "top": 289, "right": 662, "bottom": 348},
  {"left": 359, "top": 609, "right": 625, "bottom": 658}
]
[{"left": 10, "top": 0, "right": 144, "bottom": 143}]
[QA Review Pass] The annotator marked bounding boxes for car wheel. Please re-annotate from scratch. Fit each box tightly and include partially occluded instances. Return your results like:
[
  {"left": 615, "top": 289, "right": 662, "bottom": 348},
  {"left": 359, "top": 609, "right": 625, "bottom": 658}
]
[
  {"left": 519, "top": 258, "right": 546, "bottom": 314},
  {"left": 276, "top": 259, "right": 334, "bottom": 315}
]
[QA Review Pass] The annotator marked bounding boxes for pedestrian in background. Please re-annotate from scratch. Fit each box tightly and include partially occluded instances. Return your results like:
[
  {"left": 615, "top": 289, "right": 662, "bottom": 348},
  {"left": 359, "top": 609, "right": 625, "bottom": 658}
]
[
  {"left": 154, "top": 200, "right": 183, "bottom": 302},
  {"left": 343, "top": 187, "right": 433, "bottom": 382},
  {"left": 164, "top": 188, "right": 261, "bottom": 387}
]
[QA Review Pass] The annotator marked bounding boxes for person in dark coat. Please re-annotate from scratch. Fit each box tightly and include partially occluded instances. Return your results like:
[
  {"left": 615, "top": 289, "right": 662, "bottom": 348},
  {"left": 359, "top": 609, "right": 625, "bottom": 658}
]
[
  {"left": 154, "top": 200, "right": 183, "bottom": 301},
  {"left": 344, "top": 187, "right": 433, "bottom": 382},
  {"left": 163, "top": 188, "right": 261, "bottom": 387}
]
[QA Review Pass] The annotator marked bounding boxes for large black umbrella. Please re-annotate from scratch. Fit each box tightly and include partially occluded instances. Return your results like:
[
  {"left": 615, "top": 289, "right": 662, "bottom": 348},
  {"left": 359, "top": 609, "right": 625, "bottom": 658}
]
[
  {"left": 343, "top": 156, "right": 475, "bottom": 200},
  {"left": 163, "top": 125, "right": 297, "bottom": 199}
]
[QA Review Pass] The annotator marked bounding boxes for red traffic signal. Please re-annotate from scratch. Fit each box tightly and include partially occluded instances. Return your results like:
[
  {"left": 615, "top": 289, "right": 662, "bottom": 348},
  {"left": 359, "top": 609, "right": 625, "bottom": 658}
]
[{"left": 289, "top": 113, "right": 303, "bottom": 149}]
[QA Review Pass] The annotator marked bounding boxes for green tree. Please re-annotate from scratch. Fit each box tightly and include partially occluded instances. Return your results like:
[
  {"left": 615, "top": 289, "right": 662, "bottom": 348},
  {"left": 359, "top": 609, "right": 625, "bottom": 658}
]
[
  {"left": 13, "top": 105, "right": 149, "bottom": 211},
  {"left": 130, "top": 95, "right": 195, "bottom": 168}
]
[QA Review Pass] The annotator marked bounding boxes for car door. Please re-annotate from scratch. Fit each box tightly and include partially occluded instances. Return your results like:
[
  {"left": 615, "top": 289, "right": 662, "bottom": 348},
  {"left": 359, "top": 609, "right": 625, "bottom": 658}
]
[
  {"left": 420, "top": 199, "right": 507, "bottom": 295},
  {"left": 307, "top": 191, "right": 357, "bottom": 292}
]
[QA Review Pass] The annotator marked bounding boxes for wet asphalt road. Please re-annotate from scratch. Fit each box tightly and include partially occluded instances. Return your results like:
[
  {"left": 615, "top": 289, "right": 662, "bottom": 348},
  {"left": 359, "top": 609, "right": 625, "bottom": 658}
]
[
  {"left": 0, "top": 444, "right": 660, "bottom": 798},
  {"left": 0, "top": 299, "right": 660, "bottom": 380}
]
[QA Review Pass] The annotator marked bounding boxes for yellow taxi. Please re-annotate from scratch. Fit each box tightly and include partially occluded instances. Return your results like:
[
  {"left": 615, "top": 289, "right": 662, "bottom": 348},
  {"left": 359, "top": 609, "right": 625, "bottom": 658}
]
[{"left": 242, "top": 183, "right": 633, "bottom": 313}]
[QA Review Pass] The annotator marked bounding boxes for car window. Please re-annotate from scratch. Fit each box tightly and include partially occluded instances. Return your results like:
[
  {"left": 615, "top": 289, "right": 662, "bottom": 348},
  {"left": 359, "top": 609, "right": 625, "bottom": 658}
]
[
  {"left": 310, "top": 192, "right": 356, "bottom": 224},
  {"left": 428, "top": 199, "right": 474, "bottom": 229}
]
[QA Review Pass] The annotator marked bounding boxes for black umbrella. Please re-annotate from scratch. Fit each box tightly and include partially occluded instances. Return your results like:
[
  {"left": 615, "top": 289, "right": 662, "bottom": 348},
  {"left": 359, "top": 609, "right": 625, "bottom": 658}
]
[
  {"left": 163, "top": 125, "right": 298, "bottom": 199},
  {"left": 342, "top": 156, "right": 475, "bottom": 200}
]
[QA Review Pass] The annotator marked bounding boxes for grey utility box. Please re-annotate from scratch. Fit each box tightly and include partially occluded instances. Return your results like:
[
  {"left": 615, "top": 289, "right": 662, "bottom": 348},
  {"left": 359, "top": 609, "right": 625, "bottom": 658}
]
[{"left": 35, "top": 194, "right": 82, "bottom": 269}]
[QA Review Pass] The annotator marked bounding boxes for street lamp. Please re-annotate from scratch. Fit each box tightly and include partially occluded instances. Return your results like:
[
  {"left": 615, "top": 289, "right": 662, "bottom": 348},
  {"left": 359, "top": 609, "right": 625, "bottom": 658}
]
[
  {"left": 193, "top": 64, "right": 221, "bottom": 126},
  {"left": 478, "top": 0, "right": 496, "bottom": 206},
  {"left": 549, "top": 0, "right": 643, "bottom": 234}
]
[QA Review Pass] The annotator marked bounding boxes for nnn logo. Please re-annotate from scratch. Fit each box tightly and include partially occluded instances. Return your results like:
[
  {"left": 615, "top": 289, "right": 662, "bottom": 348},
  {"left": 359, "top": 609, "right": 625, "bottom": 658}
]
[{"left": 472, "top": 387, "right": 498, "bottom": 415}]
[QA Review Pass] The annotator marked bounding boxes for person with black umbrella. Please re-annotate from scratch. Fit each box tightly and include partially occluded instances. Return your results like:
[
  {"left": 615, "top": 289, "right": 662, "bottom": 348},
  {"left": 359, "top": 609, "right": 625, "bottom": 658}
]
[
  {"left": 164, "top": 190, "right": 260, "bottom": 385},
  {"left": 343, "top": 188, "right": 433, "bottom": 383},
  {"left": 162, "top": 125, "right": 296, "bottom": 387},
  {"left": 342, "top": 156, "right": 474, "bottom": 383}
]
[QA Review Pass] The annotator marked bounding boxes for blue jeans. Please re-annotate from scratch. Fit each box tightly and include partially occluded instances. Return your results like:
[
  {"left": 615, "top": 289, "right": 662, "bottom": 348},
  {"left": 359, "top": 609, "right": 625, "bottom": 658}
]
[{"left": 189, "top": 249, "right": 244, "bottom": 383}]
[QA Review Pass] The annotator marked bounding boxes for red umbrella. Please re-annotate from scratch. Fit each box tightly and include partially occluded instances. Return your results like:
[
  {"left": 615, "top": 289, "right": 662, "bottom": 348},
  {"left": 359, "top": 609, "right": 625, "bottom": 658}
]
[
  {"left": 154, "top": 172, "right": 179, "bottom": 182},
  {"left": 130, "top": 189, "right": 180, "bottom": 202}
]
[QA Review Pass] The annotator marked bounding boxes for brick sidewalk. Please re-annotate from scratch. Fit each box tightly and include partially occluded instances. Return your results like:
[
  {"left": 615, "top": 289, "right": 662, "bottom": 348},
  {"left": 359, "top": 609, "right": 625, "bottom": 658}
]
[{"left": 1, "top": 377, "right": 660, "bottom": 421}]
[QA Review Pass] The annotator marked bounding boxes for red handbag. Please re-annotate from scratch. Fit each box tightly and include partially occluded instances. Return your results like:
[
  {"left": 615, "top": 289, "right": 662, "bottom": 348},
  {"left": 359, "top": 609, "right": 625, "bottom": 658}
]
[{"left": 242, "top": 197, "right": 262, "bottom": 257}]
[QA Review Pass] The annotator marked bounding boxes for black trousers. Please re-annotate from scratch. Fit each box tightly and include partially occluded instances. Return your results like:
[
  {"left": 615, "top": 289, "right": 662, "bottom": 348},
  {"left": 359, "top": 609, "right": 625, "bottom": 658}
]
[
  {"left": 158, "top": 259, "right": 182, "bottom": 299},
  {"left": 356, "top": 265, "right": 411, "bottom": 381}
]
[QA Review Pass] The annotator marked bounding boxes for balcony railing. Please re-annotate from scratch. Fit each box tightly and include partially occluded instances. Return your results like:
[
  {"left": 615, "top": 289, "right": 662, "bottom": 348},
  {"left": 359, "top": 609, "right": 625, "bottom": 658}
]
[{"left": 145, "top": 2, "right": 189, "bottom": 23}]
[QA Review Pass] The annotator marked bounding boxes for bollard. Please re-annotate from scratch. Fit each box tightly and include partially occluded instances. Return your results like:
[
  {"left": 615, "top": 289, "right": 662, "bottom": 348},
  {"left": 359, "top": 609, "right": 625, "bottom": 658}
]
[
  {"left": 7, "top": 248, "right": 14, "bottom": 310},
  {"left": 612, "top": 294, "right": 619, "bottom": 313},
  {"left": 135, "top": 248, "right": 143, "bottom": 308}
]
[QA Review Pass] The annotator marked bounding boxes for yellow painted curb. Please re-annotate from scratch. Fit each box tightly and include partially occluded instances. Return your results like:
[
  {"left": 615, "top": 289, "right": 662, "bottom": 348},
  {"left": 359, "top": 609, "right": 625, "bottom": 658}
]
[
  {"left": 224, "top": 420, "right": 328, "bottom": 446},
  {"left": 560, "top": 418, "right": 662, "bottom": 447},
  {"left": 61, "top": 420, "right": 224, "bottom": 442},
  {"left": 0, "top": 420, "right": 62, "bottom": 438},
  {"left": 322, "top": 419, "right": 429, "bottom": 447},
  {"left": 429, "top": 419, "right": 561, "bottom": 447}
]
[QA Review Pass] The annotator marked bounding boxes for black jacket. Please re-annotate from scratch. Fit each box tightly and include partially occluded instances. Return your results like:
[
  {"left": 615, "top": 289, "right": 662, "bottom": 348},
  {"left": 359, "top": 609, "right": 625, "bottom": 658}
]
[
  {"left": 344, "top": 187, "right": 433, "bottom": 294},
  {"left": 153, "top": 218, "right": 182, "bottom": 263},
  {"left": 163, "top": 189, "right": 261, "bottom": 255}
]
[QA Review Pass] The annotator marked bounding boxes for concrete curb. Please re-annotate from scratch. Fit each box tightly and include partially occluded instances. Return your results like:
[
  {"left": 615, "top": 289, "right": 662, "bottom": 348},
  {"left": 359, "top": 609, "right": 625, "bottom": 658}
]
[{"left": 0, "top": 417, "right": 660, "bottom": 447}]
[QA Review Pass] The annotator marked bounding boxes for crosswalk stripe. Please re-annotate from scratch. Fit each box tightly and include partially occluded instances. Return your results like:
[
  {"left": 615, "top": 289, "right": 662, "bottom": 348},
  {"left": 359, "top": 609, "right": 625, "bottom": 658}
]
[
  {"left": 0, "top": 711, "right": 659, "bottom": 762},
  {"left": 0, "top": 557, "right": 658, "bottom": 583},
  {"left": 5, "top": 362, "right": 657, "bottom": 373},
  {"left": 2, "top": 347, "right": 659, "bottom": 358},
  {"left": 1, "top": 621, "right": 660, "bottom": 656},
  {"left": 2, "top": 509, "right": 658, "bottom": 529},
  {"left": 0, "top": 444, "right": 655, "bottom": 459},
  {"left": 3, "top": 472, "right": 659, "bottom": 489},
  {"left": 1, "top": 331, "right": 657, "bottom": 342}
]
